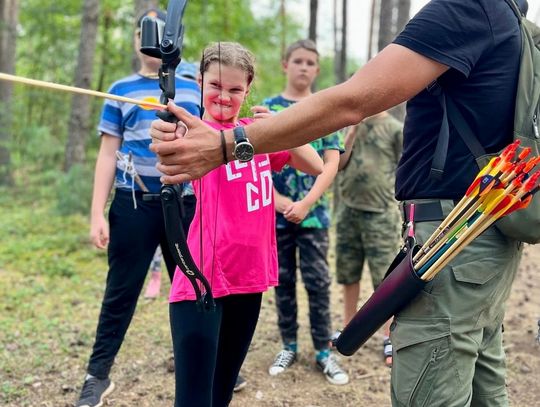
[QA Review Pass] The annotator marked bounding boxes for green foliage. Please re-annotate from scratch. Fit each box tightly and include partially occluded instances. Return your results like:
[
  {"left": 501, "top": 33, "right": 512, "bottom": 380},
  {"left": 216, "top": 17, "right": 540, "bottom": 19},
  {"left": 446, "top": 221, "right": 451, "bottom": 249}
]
[
  {"left": 9, "top": 125, "right": 64, "bottom": 169},
  {"left": 54, "top": 164, "right": 93, "bottom": 216}
]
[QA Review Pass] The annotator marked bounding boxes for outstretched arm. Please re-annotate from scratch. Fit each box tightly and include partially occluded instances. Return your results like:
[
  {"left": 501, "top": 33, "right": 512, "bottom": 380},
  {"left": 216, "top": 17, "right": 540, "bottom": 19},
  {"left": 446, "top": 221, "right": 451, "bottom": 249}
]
[{"left": 150, "top": 44, "right": 448, "bottom": 184}]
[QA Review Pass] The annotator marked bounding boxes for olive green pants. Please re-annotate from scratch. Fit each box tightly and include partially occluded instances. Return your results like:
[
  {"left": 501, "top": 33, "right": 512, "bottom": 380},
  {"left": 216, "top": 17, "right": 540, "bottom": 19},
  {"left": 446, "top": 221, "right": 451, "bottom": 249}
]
[{"left": 391, "top": 200, "right": 522, "bottom": 407}]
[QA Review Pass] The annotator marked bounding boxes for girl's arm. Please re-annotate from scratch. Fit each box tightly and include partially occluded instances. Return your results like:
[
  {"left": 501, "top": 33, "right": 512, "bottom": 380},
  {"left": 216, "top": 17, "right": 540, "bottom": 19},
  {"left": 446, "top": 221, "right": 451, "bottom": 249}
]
[
  {"left": 274, "top": 188, "right": 294, "bottom": 214},
  {"left": 338, "top": 125, "right": 358, "bottom": 171},
  {"left": 283, "top": 149, "right": 340, "bottom": 224},
  {"left": 287, "top": 144, "right": 323, "bottom": 175}
]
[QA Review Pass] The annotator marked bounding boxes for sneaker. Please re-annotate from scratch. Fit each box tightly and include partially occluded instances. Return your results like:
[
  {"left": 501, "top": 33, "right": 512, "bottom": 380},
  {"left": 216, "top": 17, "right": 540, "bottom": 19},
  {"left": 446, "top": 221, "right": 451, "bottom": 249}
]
[
  {"left": 233, "top": 374, "right": 247, "bottom": 392},
  {"left": 144, "top": 271, "right": 161, "bottom": 299},
  {"left": 316, "top": 354, "right": 349, "bottom": 385},
  {"left": 76, "top": 377, "right": 115, "bottom": 407},
  {"left": 268, "top": 349, "right": 297, "bottom": 376}
]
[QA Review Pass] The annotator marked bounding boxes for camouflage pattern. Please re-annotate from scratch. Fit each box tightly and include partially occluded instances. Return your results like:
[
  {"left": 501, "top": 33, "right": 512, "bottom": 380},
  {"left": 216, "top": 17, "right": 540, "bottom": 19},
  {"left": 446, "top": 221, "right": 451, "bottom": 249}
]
[
  {"left": 337, "top": 114, "right": 403, "bottom": 212},
  {"left": 335, "top": 205, "right": 402, "bottom": 286},
  {"left": 391, "top": 199, "right": 523, "bottom": 407},
  {"left": 263, "top": 95, "right": 344, "bottom": 229},
  {"left": 274, "top": 227, "right": 332, "bottom": 351}
]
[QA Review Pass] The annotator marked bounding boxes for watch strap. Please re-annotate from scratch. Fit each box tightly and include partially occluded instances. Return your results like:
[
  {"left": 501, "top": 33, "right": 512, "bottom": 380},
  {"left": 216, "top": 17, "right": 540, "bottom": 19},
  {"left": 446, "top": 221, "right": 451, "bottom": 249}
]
[{"left": 233, "top": 126, "right": 248, "bottom": 143}]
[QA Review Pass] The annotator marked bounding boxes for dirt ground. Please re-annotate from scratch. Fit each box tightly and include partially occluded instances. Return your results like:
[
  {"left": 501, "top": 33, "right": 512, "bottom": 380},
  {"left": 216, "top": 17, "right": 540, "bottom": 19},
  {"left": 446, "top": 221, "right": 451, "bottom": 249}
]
[{"left": 5, "top": 245, "right": 540, "bottom": 407}]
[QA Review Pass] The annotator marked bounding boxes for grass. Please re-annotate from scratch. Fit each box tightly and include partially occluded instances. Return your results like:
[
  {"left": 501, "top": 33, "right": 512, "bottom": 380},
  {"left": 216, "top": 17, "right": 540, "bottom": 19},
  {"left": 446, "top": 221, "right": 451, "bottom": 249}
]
[{"left": 0, "top": 177, "right": 108, "bottom": 404}]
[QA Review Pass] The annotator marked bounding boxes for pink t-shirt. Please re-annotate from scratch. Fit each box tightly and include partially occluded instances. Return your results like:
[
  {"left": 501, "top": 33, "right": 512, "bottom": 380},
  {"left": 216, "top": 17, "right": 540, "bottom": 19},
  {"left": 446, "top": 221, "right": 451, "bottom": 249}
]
[{"left": 169, "top": 119, "right": 290, "bottom": 302}]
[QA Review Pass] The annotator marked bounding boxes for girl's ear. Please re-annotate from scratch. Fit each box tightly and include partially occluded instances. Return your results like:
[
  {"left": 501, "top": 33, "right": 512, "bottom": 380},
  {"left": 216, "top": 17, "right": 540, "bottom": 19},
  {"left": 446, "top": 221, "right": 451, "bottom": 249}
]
[{"left": 197, "top": 74, "right": 203, "bottom": 87}]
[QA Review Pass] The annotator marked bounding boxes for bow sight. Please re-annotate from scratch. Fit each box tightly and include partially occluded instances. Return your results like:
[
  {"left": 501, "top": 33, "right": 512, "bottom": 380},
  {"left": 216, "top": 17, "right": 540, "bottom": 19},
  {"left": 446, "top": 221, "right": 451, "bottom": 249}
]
[{"left": 140, "top": 0, "right": 187, "bottom": 122}]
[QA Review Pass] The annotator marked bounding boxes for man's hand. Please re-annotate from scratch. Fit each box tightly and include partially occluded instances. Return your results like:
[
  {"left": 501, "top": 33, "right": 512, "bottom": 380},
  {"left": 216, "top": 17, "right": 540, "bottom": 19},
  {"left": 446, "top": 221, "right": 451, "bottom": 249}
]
[{"left": 150, "top": 102, "right": 223, "bottom": 183}]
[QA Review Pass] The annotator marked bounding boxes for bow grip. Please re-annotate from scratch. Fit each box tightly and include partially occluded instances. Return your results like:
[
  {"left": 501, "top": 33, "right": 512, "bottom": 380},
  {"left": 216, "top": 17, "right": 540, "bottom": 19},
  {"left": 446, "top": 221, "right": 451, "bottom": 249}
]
[{"left": 157, "top": 109, "right": 179, "bottom": 124}]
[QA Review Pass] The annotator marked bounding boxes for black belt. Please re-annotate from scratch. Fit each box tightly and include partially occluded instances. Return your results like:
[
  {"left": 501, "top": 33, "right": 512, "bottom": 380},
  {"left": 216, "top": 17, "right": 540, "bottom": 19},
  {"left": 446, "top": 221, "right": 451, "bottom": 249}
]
[
  {"left": 401, "top": 200, "right": 458, "bottom": 223},
  {"left": 115, "top": 188, "right": 162, "bottom": 201}
]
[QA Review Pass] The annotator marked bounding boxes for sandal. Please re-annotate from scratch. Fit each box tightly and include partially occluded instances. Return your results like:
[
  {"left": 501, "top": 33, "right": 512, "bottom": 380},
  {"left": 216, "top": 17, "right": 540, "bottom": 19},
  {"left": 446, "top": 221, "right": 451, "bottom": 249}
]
[{"left": 383, "top": 338, "right": 393, "bottom": 367}]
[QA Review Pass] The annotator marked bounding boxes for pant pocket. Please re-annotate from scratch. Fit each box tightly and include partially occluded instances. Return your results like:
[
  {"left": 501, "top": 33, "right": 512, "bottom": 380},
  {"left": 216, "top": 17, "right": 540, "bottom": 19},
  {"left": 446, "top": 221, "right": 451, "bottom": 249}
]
[{"left": 391, "top": 317, "right": 454, "bottom": 407}]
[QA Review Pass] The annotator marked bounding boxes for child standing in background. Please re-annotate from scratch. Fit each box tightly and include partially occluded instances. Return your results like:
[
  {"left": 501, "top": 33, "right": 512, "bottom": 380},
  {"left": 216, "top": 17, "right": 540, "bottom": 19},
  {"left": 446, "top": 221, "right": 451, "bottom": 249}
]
[{"left": 263, "top": 39, "right": 348, "bottom": 385}]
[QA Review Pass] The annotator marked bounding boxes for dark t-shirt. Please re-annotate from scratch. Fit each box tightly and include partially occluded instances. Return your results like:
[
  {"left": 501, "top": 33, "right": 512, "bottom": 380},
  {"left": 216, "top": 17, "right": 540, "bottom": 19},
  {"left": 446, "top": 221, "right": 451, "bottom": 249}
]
[{"left": 393, "top": 0, "right": 521, "bottom": 200}]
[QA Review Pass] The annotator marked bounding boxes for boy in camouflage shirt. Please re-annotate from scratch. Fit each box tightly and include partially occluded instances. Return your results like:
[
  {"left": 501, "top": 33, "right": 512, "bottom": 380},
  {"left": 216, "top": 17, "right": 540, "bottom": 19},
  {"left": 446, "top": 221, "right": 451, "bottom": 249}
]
[{"left": 335, "top": 110, "right": 403, "bottom": 367}]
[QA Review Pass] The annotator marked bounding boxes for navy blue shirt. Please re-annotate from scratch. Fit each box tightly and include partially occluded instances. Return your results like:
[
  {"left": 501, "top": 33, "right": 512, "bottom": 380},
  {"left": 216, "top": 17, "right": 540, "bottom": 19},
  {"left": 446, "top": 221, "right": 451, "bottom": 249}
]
[{"left": 393, "top": 0, "right": 521, "bottom": 200}]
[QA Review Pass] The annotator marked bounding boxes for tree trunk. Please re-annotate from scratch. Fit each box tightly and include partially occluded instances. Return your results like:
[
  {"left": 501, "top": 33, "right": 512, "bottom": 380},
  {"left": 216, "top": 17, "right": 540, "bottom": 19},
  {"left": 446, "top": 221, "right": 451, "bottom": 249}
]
[
  {"left": 333, "top": 0, "right": 339, "bottom": 82},
  {"left": 396, "top": 0, "right": 411, "bottom": 35},
  {"left": 389, "top": 0, "right": 409, "bottom": 121},
  {"left": 280, "top": 0, "right": 286, "bottom": 60},
  {"left": 132, "top": 0, "right": 159, "bottom": 72},
  {"left": 64, "top": 0, "right": 99, "bottom": 171},
  {"left": 367, "top": 0, "right": 377, "bottom": 60},
  {"left": 338, "top": 0, "right": 347, "bottom": 83},
  {"left": 308, "top": 0, "right": 318, "bottom": 42},
  {"left": 0, "top": 0, "right": 18, "bottom": 185},
  {"left": 377, "top": 0, "right": 394, "bottom": 52}
]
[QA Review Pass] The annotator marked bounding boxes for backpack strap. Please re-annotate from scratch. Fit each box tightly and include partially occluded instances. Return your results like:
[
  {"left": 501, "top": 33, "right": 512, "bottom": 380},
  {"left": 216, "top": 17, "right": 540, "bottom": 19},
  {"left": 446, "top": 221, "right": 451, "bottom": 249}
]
[{"left": 427, "top": 81, "right": 486, "bottom": 180}]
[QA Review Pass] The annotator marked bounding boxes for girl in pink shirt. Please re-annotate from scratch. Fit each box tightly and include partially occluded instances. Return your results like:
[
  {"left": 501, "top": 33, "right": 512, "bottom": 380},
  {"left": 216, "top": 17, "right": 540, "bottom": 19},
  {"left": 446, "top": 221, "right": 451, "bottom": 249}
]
[{"left": 167, "top": 42, "right": 323, "bottom": 407}]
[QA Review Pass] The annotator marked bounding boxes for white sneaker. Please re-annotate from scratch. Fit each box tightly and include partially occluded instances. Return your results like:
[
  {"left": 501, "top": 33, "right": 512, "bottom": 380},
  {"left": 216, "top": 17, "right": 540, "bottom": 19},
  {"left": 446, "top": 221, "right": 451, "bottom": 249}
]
[
  {"left": 317, "top": 354, "right": 349, "bottom": 385},
  {"left": 268, "top": 349, "right": 296, "bottom": 376}
]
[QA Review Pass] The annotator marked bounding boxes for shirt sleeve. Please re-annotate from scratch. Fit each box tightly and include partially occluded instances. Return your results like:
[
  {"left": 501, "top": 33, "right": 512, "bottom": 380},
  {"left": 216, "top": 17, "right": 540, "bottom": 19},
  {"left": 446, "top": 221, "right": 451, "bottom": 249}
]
[
  {"left": 321, "top": 132, "right": 345, "bottom": 153},
  {"left": 97, "top": 84, "right": 123, "bottom": 138},
  {"left": 393, "top": 0, "right": 493, "bottom": 77},
  {"left": 269, "top": 151, "right": 291, "bottom": 172}
]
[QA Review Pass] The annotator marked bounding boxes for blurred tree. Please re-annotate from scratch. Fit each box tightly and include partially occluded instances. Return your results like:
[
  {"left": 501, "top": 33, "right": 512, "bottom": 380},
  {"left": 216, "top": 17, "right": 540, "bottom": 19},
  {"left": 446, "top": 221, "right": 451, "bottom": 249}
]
[
  {"left": 367, "top": 0, "right": 377, "bottom": 60},
  {"left": 378, "top": 0, "right": 393, "bottom": 51},
  {"left": 396, "top": 0, "right": 410, "bottom": 34},
  {"left": 308, "top": 0, "right": 317, "bottom": 42},
  {"left": 64, "top": 0, "right": 99, "bottom": 170},
  {"left": 333, "top": 0, "right": 347, "bottom": 84},
  {"left": 0, "top": 0, "right": 18, "bottom": 185}
]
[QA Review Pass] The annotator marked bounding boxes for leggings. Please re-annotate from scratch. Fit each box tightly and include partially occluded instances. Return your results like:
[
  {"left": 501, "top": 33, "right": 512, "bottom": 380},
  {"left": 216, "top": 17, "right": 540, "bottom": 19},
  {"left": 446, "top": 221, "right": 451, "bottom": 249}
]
[{"left": 170, "top": 293, "right": 262, "bottom": 407}]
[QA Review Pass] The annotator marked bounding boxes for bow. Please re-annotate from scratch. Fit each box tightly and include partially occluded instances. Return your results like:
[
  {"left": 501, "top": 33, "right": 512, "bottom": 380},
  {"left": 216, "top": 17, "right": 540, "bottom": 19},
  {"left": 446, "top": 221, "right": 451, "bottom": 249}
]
[{"left": 140, "top": 0, "right": 215, "bottom": 312}]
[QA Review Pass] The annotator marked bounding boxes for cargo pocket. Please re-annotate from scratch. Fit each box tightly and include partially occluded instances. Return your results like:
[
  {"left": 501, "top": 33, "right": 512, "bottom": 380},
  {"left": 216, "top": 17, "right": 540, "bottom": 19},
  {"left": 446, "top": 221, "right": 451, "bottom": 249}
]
[
  {"left": 451, "top": 261, "right": 502, "bottom": 285},
  {"left": 391, "top": 317, "right": 453, "bottom": 407}
]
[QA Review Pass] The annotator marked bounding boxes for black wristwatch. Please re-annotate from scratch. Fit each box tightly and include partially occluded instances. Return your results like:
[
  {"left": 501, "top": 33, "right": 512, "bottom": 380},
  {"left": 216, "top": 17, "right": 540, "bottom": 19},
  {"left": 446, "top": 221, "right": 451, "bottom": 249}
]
[{"left": 232, "top": 126, "right": 255, "bottom": 162}]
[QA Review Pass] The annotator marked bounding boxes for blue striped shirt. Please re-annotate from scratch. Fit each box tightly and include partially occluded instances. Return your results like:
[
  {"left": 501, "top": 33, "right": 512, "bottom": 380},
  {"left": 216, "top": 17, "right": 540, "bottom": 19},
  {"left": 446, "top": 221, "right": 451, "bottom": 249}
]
[{"left": 98, "top": 73, "right": 201, "bottom": 193}]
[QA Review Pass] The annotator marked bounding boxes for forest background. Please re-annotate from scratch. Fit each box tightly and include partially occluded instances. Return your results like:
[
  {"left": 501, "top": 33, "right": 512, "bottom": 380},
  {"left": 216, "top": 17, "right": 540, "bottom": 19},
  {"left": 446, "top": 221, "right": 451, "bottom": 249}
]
[{"left": 0, "top": 1, "right": 539, "bottom": 406}]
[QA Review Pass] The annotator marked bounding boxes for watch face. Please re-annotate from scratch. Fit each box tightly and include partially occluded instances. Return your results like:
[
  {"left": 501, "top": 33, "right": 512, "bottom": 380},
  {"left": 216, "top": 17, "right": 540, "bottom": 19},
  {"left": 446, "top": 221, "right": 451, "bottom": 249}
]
[{"left": 234, "top": 142, "right": 255, "bottom": 162}]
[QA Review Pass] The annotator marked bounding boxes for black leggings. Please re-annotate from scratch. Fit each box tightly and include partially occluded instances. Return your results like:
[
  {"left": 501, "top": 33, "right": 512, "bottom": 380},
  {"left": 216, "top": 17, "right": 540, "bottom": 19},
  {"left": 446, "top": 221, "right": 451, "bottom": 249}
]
[{"left": 169, "top": 293, "right": 262, "bottom": 407}]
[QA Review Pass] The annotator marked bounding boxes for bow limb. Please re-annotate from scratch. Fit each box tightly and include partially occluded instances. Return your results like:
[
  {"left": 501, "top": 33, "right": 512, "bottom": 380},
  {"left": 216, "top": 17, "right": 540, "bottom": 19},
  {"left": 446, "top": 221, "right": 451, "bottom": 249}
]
[
  {"left": 161, "top": 185, "right": 215, "bottom": 312},
  {"left": 141, "top": 0, "right": 215, "bottom": 311}
]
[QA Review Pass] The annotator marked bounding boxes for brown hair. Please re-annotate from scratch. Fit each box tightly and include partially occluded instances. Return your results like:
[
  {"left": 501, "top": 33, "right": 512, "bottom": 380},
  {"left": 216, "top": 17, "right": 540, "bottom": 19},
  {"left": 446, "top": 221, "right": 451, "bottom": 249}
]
[
  {"left": 283, "top": 39, "right": 319, "bottom": 62},
  {"left": 200, "top": 42, "right": 256, "bottom": 85}
]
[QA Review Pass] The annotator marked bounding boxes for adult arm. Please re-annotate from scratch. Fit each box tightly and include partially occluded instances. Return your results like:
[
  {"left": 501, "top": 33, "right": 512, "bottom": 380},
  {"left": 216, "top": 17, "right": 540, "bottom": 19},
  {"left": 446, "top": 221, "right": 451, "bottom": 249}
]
[
  {"left": 89, "top": 134, "right": 121, "bottom": 249},
  {"left": 151, "top": 44, "right": 448, "bottom": 183}
]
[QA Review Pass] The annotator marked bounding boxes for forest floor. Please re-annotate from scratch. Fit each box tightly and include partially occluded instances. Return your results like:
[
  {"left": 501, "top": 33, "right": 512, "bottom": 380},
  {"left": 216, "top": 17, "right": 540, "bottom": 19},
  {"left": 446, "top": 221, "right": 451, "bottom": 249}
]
[{"left": 1, "top": 237, "right": 539, "bottom": 407}]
